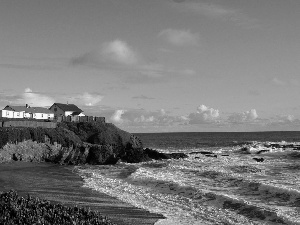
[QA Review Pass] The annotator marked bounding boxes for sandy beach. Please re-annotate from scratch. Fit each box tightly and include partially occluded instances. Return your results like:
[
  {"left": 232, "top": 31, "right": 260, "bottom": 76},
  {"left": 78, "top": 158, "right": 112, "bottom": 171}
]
[{"left": 0, "top": 162, "right": 164, "bottom": 225}]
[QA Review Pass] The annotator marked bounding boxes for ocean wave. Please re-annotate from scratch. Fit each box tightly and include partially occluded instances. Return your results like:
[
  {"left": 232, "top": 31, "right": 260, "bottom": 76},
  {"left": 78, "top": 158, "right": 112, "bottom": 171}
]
[{"left": 77, "top": 167, "right": 262, "bottom": 225}]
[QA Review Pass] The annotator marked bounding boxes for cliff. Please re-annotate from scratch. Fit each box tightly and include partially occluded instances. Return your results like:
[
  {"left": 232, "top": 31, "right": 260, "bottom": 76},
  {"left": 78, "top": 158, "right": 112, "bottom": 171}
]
[{"left": 0, "top": 121, "right": 187, "bottom": 165}]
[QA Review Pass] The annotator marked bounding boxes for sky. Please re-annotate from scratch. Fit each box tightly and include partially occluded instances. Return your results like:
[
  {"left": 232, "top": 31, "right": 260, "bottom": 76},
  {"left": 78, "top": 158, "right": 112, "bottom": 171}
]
[{"left": 0, "top": 0, "right": 300, "bottom": 132}]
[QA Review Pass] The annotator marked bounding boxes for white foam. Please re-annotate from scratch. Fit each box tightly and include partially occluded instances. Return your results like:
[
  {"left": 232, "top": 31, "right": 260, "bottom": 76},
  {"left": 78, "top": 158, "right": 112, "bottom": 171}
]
[{"left": 77, "top": 167, "right": 256, "bottom": 225}]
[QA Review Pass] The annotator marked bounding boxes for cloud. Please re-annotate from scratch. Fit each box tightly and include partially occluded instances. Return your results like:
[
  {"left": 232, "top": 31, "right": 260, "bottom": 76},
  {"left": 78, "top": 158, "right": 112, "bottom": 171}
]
[
  {"left": 272, "top": 115, "right": 295, "bottom": 123},
  {"left": 111, "top": 109, "right": 126, "bottom": 123},
  {"left": 261, "top": 114, "right": 300, "bottom": 130},
  {"left": 159, "top": 29, "right": 200, "bottom": 46},
  {"left": 9, "top": 88, "right": 55, "bottom": 107},
  {"left": 272, "top": 77, "right": 286, "bottom": 86},
  {"left": 228, "top": 109, "right": 258, "bottom": 123},
  {"left": 188, "top": 105, "right": 220, "bottom": 124},
  {"left": 101, "top": 40, "right": 139, "bottom": 65},
  {"left": 179, "top": 2, "right": 235, "bottom": 18},
  {"left": 172, "top": 1, "right": 259, "bottom": 28},
  {"left": 271, "top": 78, "right": 300, "bottom": 87},
  {"left": 71, "top": 39, "right": 196, "bottom": 83},
  {"left": 66, "top": 92, "right": 104, "bottom": 106},
  {"left": 71, "top": 39, "right": 139, "bottom": 67},
  {"left": 109, "top": 108, "right": 185, "bottom": 126},
  {"left": 80, "top": 92, "right": 104, "bottom": 106},
  {"left": 132, "top": 95, "right": 155, "bottom": 100}
]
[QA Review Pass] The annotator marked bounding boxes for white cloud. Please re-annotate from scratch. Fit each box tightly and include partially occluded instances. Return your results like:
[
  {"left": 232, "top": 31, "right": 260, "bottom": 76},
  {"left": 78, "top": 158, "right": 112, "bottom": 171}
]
[
  {"left": 101, "top": 40, "right": 139, "bottom": 65},
  {"left": 272, "top": 77, "right": 286, "bottom": 86},
  {"left": 159, "top": 29, "right": 200, "bottom": 46},
  {"left": 71, "top": 39, "right": 139, "bottom": 67},
  {"left": 111, "top": 109, "right": 126, "bottom": 123},
  {"left": 24, "top": 88, "right": 33, "bottom": 93},
  {"left": 188, "top": 105, "right": 220, "bottom": 124},
  {"left": 18, "top": 88, "right": 55, "bottom": 107},
  {"left": 173, "top": 1, "right": 259, "bottom": 28},
  {"left": 273, "top": 115, "right": 295, "bottom": 123},
  {"left": 271, "top": 78, "right": 300, "bottom": 87},
  {"left": 67, "top": 92, "right": 103, "bottom": 107},
  {"left": 109, "top": 108, "right": 185, "bottom": 126},
  {"left": 181, "top": 2, "right": 235, "bottom": 18},
  {"left": 228, "top": 109, "right": 258, "bottom": 123},
  {"left": 70, "top": 39, "right": 197, "bottom": 83},
  {"left": 81, "top": 92, "right": 103, "bottom": 106}
]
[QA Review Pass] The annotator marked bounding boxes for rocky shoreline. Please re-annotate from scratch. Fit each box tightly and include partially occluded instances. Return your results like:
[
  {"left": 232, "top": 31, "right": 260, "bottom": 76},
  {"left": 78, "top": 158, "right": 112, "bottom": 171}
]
[
  {"left": 0, "top": 122, "right": 187, "bottom": 225},
  {"left": 0, "top": 121, "right": 187, "bottom": 165},
  {"left": 0, "top": 162, "right": 165, "bottom": 225}
]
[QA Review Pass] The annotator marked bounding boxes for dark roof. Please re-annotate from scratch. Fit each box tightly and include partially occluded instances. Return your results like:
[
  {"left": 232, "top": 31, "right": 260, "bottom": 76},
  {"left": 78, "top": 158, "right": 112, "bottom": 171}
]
[
  {"left": 52, "top": 103, "right": 83, "bottom": 112},
  {"left": 3, "top": 105, "right": 53, "bottom": 114},
  {"left": 4, "top": 106, "right": 30, "bottom": 112},
  {"left": 71, "top": 111, "right": 82, "bottom": 116},
  {"left": 31, "top": 107, "right": 53, "bottom": 114}
]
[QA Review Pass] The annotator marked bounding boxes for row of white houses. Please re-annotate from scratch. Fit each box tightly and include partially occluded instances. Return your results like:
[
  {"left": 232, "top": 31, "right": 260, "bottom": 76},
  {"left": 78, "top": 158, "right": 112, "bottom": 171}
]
[{"left": 0, "top": 103, "right": 85, "bottom": 120}]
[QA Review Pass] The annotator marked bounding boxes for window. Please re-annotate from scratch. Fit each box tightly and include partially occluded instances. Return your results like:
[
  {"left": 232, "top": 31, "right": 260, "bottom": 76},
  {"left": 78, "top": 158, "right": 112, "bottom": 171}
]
[
  {"left": 54, "top": 108, "right": 57, "bottom": 112},
  {"left": 6, "top": 111, "right": 9, "bottom": 116},
  {"left": 17, "top": 112, "right": 20, "bottom": 116}
]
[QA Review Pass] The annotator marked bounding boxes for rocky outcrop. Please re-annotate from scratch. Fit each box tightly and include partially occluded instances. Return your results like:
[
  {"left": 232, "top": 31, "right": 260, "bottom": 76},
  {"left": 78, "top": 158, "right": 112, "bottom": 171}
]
[
  {"left": 0, "top": 122, "right": 186, "bottom": 165},
  {"left": 144, "top": 148, "right": 188, "bottom": 160},
  {"left": 58, "top": 122, "right": 143, "bottom": 149}
]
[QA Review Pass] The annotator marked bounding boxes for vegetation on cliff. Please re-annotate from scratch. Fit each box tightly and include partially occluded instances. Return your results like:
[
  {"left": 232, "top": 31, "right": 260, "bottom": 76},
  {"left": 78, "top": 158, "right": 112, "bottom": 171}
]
[
  {"left": 0, "top": 190, "right": 116, "bottom": 225},
  {"left": 58, "top": 122, "right": 142, "bottom": 148},
  {"left": 0, "top": 121, "right": 187, "bottom": 165},
  {"left": 0, "top": 126, "right": 82, "bottom": 149}
]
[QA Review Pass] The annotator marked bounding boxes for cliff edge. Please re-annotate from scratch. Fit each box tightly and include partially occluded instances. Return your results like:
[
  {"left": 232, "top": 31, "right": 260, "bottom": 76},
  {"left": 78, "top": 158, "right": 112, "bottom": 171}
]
[{"left": 0, "top": 121, "right": 187, "bottom": 165}]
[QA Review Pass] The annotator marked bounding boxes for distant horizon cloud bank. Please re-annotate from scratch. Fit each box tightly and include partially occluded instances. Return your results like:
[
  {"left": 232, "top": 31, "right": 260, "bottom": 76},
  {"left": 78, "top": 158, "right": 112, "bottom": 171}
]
[{"left": 0, "top": 88, "right": 299, "bottom": 132}]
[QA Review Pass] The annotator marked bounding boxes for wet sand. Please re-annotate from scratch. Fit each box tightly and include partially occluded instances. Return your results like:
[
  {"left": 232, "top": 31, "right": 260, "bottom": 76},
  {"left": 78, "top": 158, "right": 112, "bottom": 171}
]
[{"left": 0, "top": 162, "right": 165, "bottom": 225}]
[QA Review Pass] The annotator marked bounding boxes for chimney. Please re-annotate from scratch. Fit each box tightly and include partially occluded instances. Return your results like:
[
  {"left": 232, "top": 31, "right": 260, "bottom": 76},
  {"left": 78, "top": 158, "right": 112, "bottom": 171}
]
[{"left": 26, "top": 104, "right": 29, "bottom": 108}]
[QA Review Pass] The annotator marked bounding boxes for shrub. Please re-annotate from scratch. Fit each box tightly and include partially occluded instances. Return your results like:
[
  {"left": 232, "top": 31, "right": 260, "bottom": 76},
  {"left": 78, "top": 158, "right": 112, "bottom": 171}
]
[{"left": 0, "top": 190, "right": 116, "bottom": 225}]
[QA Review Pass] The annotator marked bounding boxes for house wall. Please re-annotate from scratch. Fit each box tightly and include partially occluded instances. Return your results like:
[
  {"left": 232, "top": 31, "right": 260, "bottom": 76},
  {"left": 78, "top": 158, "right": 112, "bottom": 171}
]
[
  {"left": 2, "top": 121, "right": 57, "bottom": 128},
  {"left": 13, "top": 111, "right": 24, "bottom": 118},
  {"left": 49, "top": 104, "right": 65, "bottom": 118},
  {"left": 65, "top": 111, "right": 74, "bottom": 116},
  {"left": 33, "top": 113, "right": 54, "bottom": 120},
  {"left": 0, "top": 110, "right": 16, "bottom": 118},
  {"left": 24, "top": 112, "right": 33, "bottom": 119},
  {"left": 1, "top": 110, "right": 24, "bottom": 119}
]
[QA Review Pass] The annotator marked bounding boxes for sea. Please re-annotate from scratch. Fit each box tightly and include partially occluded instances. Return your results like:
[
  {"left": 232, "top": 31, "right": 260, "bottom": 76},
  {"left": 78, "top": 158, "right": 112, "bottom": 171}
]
[{"left": 76, "top": 132, "right": 300, "bottom": 225}]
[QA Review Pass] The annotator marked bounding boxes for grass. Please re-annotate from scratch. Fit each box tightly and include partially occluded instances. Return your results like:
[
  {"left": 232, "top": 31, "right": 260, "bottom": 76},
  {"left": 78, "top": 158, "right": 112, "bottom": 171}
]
[{"left": 0, "top": 190, "right": 116, "bottom": 225}]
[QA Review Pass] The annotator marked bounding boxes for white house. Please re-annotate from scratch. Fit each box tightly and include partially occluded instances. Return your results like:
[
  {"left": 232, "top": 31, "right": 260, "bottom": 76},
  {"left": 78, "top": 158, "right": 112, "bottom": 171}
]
[
  {"left": 31, "top": 107, "right": 55, "bottom": 120},
  {"left": 0, "top": 105, "right": 54, "bottom": 120},
  {"left": 0, "top": 109, "right": 22, "bottom": 118},
  {"left": 49, "top": 103, "right": 84, "bottom": 119}
]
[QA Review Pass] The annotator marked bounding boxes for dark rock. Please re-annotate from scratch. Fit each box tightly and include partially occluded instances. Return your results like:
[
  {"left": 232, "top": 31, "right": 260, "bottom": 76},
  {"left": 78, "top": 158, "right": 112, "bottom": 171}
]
[
  {"left": 12, "top": 153, "right": 18, "bottom": 161},
  {"left": 144, "top": 148, "right": 170, "bottom": 160},
  {"left": 144, "top": 148, "right": 188, "bottom": 160},
  {"left": 253, "top": 157, "right": 264, "bottom": 162},
  {"left": 119, "top": 143, "right": 150, "bottom": 163},
  {"left": 256, "top": 150, "right": 269, "bottom": 154},
  {"left": 190, "top": 151, "right": 213, "bottom": 155},
  {"left": 167, "top": 153, "right": 188, "bottom": 159},
  {"left": 86, "top": 145, "right": 114, "bottom": 165},
  {"left": 205, "top": 154, "right": 217, "bottom": 158},
  {"left": 240, "top": 147, "right": 251, "bottom": 154}
]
